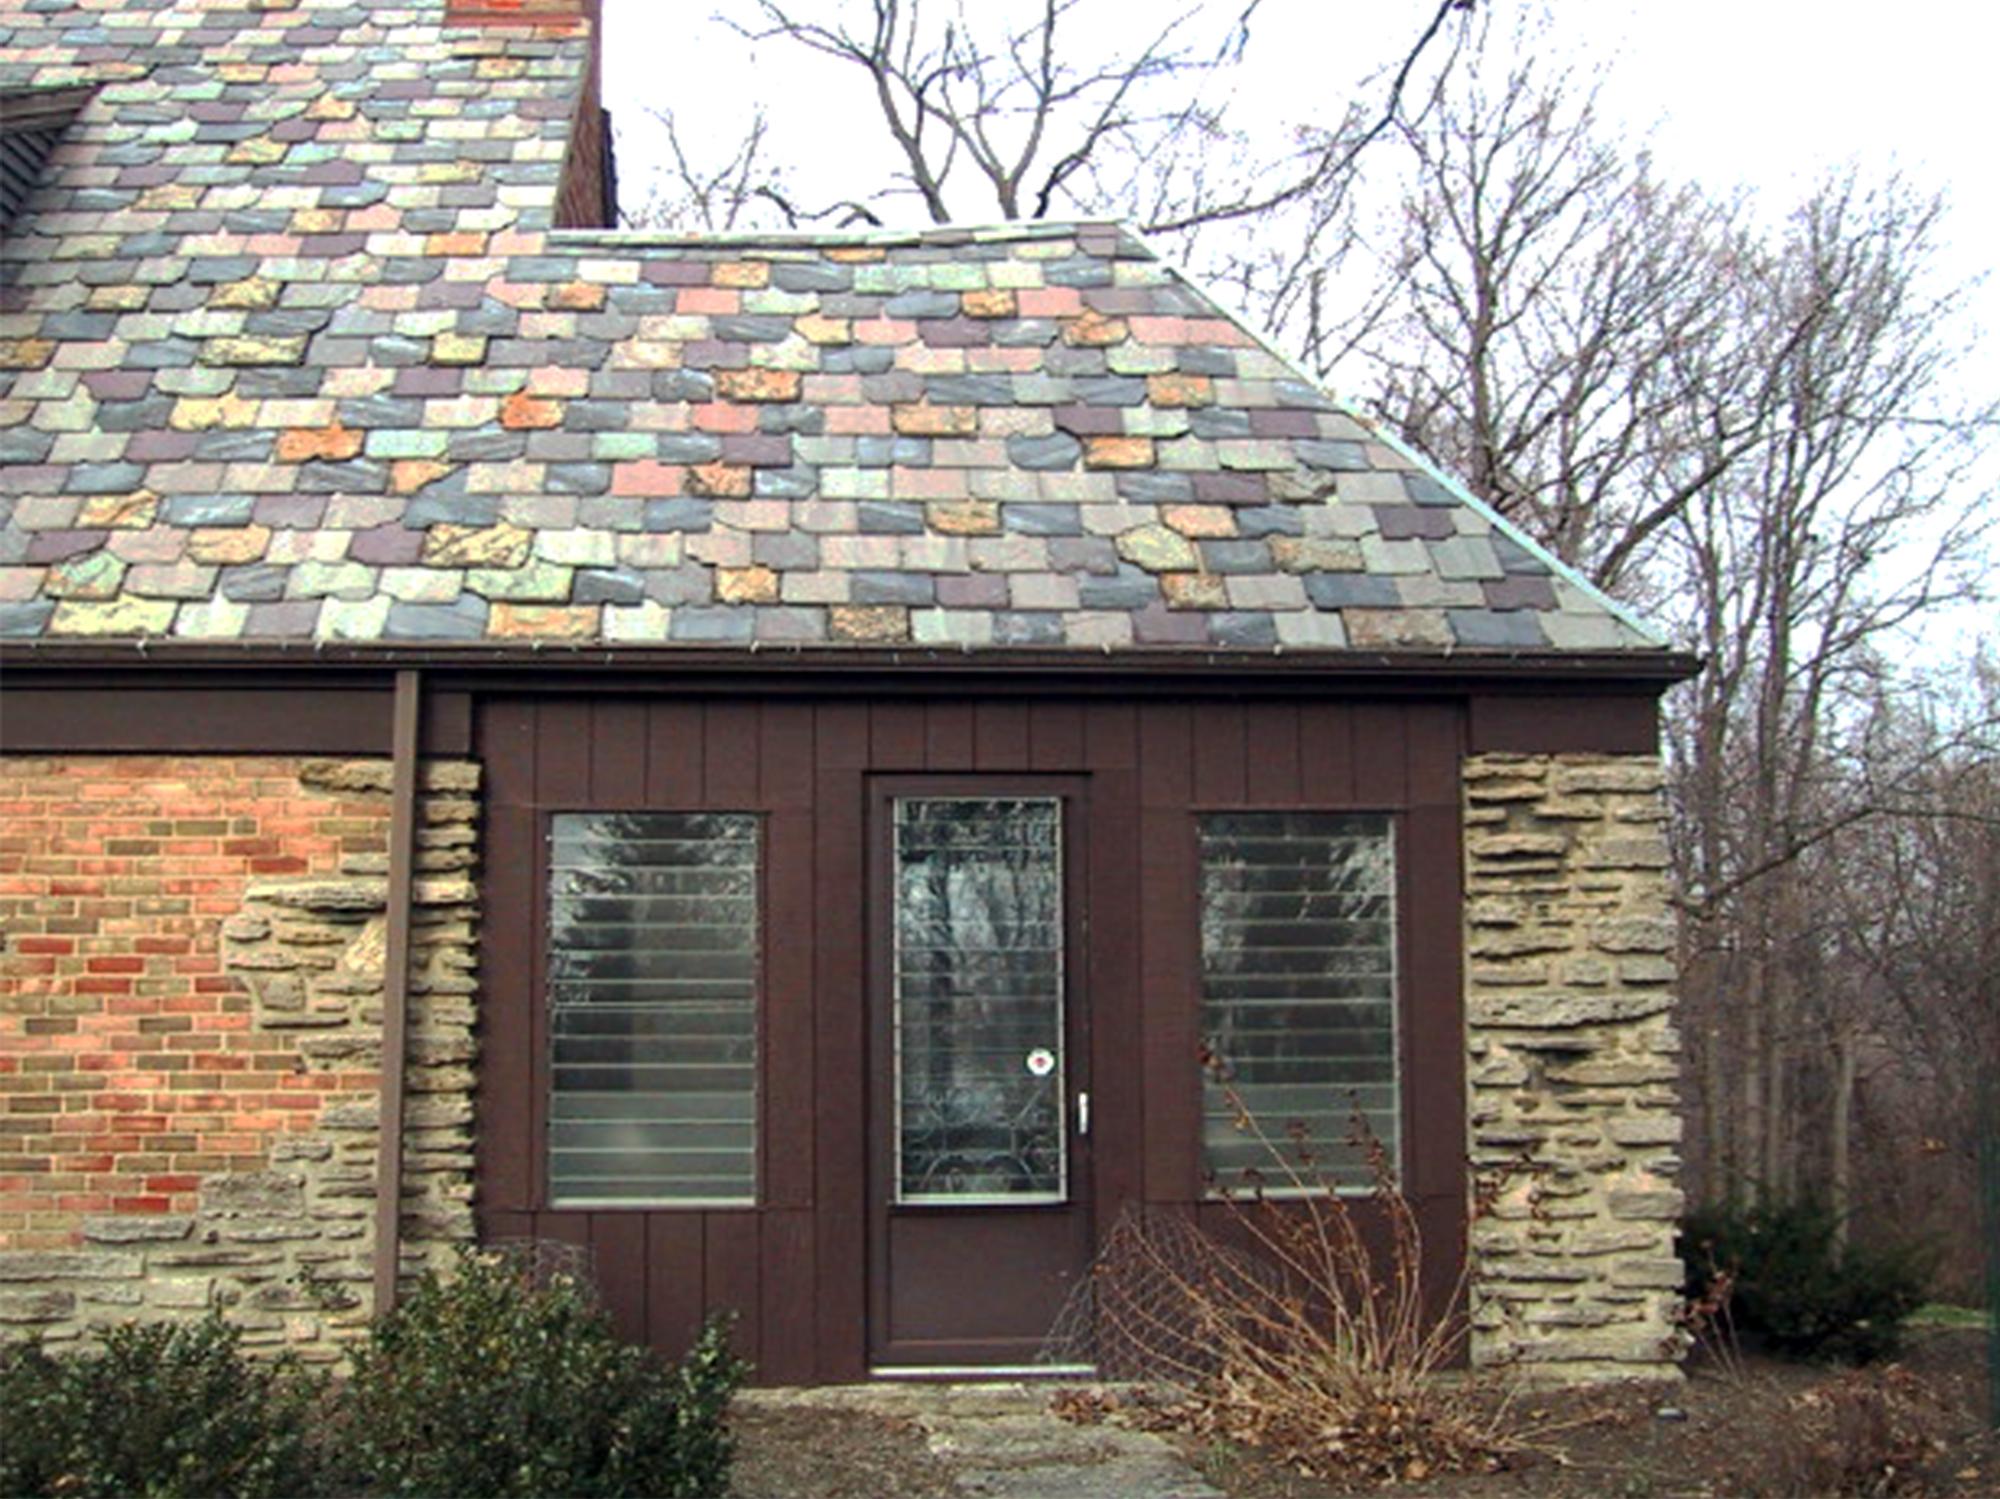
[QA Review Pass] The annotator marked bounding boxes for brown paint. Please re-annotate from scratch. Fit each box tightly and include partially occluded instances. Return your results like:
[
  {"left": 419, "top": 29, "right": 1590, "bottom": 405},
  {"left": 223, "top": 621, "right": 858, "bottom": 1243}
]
[{"left": 864, "top": 774, "right": 1095, "bottom": 1369}]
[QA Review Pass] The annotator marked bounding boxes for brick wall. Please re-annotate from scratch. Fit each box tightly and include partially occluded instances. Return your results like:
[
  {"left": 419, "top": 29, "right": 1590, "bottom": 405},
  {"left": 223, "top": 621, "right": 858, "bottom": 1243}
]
[
  {"left": 0, "top": 756, "right": 479, "bottom": 1354},
  {"left": 1462, "top": 753, "right": 1686, "bottom": 1382}
]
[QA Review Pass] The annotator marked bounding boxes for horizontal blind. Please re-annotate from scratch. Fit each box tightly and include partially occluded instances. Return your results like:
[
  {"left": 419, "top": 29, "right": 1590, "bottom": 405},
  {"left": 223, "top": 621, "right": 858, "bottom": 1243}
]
[
  {"left": 1198, "top": 812, "right": 1397, "bottom": 1190},
  {"left": 547, "top": 812, "right": 758, "bottom": 1204}
]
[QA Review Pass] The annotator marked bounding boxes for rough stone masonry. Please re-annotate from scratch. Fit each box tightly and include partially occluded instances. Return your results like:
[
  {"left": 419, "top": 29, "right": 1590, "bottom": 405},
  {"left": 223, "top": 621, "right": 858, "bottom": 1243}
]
[
  {"left": 0, "top": 755, "right": 479, "bottom": 1355},
  {"left": 1463, "top": 752, "right": 1685, "bottom": 1380}
]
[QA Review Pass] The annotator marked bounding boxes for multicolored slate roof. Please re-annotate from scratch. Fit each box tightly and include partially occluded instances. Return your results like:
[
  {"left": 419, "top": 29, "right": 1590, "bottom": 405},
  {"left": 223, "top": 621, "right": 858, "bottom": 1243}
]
[{"left": 0, "top": 0, "right": 1664, "bottom": 654}]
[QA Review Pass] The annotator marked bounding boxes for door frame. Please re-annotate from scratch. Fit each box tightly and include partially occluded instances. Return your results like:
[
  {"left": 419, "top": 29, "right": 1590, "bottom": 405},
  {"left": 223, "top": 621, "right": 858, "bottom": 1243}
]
[{"left": 863, "top": 773, "right": 1095, "bottom": 1371}]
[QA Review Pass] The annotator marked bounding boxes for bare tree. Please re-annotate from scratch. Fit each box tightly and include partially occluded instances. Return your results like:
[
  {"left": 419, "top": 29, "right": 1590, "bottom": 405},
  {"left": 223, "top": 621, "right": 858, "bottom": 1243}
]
[
  {"left": 1814, "top": 670, "right": 2000, "bottom": 1268},
  {"left": 1296, "top": 32, "right": 1996, "bottom": 1219},
  {"left": 1307, "top": 43, "right": 1790, "bottom": 596},
  {"left": 625, "top": 0, "right": 1477, "bottom": 238}
]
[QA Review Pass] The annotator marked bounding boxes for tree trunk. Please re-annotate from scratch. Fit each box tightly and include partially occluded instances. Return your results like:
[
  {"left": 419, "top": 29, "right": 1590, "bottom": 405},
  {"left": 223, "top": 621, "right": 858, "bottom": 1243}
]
[{"left": 1830, "top": 1027, "right": 1858, "bottom": 1250}]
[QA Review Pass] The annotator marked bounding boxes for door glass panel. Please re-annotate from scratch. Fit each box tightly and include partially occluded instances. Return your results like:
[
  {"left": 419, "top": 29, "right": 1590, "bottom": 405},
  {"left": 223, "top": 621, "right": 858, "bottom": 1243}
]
[{"left": 893, "top": 797, "right": 1066, "bottom": 1204}]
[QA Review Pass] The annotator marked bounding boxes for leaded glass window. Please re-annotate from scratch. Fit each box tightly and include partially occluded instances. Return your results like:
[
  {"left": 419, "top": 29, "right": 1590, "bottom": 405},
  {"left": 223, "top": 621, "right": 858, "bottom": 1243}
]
[
  {"left": 1198, "top": 812, "right": 1398, "bottom": 1190},
  {"left": 893, "top": 797, "right": 1066, "bottom": 1203},
  {"left": 546, "top": 812, "right": 758, "bottom": 1205}
]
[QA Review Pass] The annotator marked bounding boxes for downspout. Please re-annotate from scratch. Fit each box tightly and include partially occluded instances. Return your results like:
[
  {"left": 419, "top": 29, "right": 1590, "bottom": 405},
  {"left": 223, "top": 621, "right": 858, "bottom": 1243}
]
[{"left": 372, "top": 669, "right": 422, "bottom": 1316}]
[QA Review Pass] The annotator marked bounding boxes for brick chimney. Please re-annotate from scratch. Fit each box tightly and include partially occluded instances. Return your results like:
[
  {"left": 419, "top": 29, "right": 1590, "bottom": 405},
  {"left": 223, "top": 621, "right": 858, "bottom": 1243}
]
[
  {"left": 446, "top": 0, "right": 615, "bottom": 228},
  {"left": 444, "top": 0, "right": 591, "bottom": 27}
]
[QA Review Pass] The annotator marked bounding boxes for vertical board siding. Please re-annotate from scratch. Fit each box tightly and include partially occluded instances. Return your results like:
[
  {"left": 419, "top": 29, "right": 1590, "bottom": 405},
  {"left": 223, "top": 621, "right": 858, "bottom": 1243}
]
[
  {"left": 810, "top": 701, "right": 868, "bottom": 1382},
  {"left": 475, "top": 691, "right": 1470, "bottom": 1383},
  {"left": 1190, "top": 701, "right": 1248, "bottom": 803},
  {"left": 1028, "top": 701, "right": 1087, "bottom": 769},
  {"left": 924, "top": 700, "right": 975, "bottom": 769},
  {"left": 591, "top": 1212, "right": 648, "bottom": 1347},
  {"left": 1244, "top": 702, "right": 1302, "bottom": 802},
  {"left": 645, "top": 700, "right": 703, "bottom": 805},
  {"left": 868, "top": 702, "right": 927, "bottom": 770},
  {"left": 759, "top": 1209, "right": 817, "bottom": 1380},
  {"left": 647, "top": 1215, "right": 706, "bottom": 1357},
  {"left": 762, "top": 810, "right": 815, "bottom": 1212},
  {"left": 1086, "top": 766, "right": 1144, "bottom": 1220}
]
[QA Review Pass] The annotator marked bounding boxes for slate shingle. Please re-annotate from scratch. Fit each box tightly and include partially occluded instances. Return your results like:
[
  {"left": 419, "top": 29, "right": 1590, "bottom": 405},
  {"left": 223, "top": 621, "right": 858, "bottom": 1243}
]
[{"left": 0, "top": 4, "right": 1663, "bottom": 657}]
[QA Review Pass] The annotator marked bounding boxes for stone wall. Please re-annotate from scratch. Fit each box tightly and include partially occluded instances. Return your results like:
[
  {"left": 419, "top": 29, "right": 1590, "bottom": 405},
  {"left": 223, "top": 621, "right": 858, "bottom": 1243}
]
[
  {"left": 1462, "top": 752, "right": 1685, "bottom": 1381},
  {"left": 0, "top": 756, "right": 479, "bottom": 1356}
]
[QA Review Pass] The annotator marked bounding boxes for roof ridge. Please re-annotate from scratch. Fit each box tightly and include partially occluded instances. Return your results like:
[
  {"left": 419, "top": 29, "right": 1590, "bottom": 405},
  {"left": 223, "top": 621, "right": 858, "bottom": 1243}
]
[{"left": 549, "top": 219, "right": 1148, "bottom": 253}]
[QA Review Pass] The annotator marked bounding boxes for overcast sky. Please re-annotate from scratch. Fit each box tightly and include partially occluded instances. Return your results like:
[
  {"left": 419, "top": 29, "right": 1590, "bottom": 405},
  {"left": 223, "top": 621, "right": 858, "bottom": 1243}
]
[{"left": 601, "top": 1, "right": 1996, "bottom": 237}]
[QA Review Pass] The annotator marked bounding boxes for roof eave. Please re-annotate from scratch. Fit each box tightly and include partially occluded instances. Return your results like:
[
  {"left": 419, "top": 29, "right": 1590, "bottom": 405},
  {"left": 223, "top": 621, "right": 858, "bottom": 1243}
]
[{"left": 0, "top": 638, "right": 1701, "bottom": 687}]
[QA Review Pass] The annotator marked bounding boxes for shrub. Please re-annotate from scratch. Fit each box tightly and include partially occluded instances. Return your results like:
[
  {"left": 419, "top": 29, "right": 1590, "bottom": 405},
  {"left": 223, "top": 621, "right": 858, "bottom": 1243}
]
[
  {"left": 337, "top": 1248, "right": 746, "bottom": 1498},
  {"left": 0, "top": 1317, "right": 325, "bottom": 1499},
  {"left": 1682, "top": 1198, "right": 1933, "bottom": 1363},
  {"left": 1051, "top": 1097, "right": 1523, "bottom": 1485}
]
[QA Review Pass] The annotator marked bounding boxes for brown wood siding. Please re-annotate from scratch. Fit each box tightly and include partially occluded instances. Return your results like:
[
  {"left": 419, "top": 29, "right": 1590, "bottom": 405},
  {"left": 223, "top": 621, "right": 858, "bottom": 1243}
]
[
  {"left": 1467, "top": 691, "right": 1659, "bottom": 754},
  {"left": 474, "top": 692, "right": 1472, "bottom": 1383},
  {"left": 0, "top": 684, "right": 475, "bottom": 755}
]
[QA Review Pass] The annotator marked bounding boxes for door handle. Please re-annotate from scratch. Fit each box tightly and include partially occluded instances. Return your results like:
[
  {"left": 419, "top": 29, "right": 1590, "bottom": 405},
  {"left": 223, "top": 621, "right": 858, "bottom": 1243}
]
[{"left": 1075, "top": 1090, "right": 1090, "bottom": 1138}]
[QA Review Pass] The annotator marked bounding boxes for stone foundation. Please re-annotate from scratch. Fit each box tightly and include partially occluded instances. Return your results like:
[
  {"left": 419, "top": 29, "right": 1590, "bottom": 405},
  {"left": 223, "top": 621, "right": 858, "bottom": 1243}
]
[
  {"left": 0, "top": 756, "right": 479, "bottom": 1356},
  {"left": 1462, "top": 753, "right": 1685, "bottom": 1381}
]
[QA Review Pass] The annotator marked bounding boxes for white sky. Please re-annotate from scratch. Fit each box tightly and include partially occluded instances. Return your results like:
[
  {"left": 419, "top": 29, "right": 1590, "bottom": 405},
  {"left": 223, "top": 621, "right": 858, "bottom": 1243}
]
[{"left": 601, "top": 1, "right": 1997, "bottom": 325}]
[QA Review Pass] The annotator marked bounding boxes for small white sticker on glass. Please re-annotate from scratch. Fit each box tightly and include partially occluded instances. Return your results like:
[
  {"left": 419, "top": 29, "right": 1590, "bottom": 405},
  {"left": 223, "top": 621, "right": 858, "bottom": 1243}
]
[{"left": 1025, "top": 1047, "right": 1056, "bottom": 1077}]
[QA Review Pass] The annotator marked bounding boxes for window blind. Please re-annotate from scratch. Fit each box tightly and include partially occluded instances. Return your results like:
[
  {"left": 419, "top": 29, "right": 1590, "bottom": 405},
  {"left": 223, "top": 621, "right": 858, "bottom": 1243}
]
[
  {"left": 1198, "top": 812, "right": 1398, "bottom": 1190},
  {"left": 546, "top": 812, "right": 758, "bottom": 1204}
]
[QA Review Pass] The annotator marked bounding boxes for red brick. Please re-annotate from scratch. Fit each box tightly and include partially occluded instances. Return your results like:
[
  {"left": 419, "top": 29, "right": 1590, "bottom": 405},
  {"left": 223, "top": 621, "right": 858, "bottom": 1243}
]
[{"left": 0, "top": 755, "right": 397, "bottom": 1250}]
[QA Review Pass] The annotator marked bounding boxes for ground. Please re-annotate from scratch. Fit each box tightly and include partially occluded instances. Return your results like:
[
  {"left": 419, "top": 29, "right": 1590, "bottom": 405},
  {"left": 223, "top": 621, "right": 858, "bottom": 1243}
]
[{"left": 728, "top": 1329, "right": 1996, "bottom": 1498}]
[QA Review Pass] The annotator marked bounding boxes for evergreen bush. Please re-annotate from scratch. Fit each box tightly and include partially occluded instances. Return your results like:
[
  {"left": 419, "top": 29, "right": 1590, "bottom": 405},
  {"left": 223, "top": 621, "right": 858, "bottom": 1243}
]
[
  {"left": 1683, "top": 1197, "right": 1933, "bottom": 1363},
  {"left": 337, "top": 1249, "right": 746, "bottom": 1498},
  {"left": 0, "top": 1317, "right": 325, "bottom": 1499}
]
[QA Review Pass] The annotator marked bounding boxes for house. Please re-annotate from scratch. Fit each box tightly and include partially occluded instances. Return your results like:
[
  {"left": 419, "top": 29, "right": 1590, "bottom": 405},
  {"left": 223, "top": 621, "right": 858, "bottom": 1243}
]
[{"left": 0, "top": 0, "right": 1695, "bottom": 1384}]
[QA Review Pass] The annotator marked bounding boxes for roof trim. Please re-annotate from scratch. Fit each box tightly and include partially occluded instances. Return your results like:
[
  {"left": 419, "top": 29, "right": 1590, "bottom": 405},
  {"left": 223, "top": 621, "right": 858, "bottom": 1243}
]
[
  {"left": 0, "top": 639, "right": 1700, "bottom": 686},
  {"left": 1143, "top": 235, "right": 1675, "bottom": 651}
]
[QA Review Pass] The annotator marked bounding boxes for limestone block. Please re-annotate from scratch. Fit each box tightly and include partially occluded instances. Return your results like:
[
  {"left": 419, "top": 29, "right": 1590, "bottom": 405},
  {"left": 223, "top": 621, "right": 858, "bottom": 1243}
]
[
  {"left": 0, "top": 1252, "right": 144, "bottom": 1281},
  {"left": 0, "top": 1290, "right": 77, "bottom": 1322},
  {"left": 83, "top": 1215, "right": 194, "bottom": 1244}
]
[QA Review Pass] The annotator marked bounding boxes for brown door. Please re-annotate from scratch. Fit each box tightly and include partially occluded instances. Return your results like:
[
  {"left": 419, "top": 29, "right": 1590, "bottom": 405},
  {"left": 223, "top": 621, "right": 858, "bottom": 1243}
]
[{"left": 866, "top": 777, "right": 1094, "bottom": 1371}]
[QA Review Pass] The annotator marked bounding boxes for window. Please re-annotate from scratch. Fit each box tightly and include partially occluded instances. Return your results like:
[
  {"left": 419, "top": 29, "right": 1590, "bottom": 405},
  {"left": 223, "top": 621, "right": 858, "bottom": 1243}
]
[
  {"left": 546, "top": 812, "right": 758, "bottom": 1205},
  {"left": 1198, "top": 812, "right": 1398, "bottom": 1190},
  {"left": 892, "top": 797, "right": 1066, "bottom": 1204}
]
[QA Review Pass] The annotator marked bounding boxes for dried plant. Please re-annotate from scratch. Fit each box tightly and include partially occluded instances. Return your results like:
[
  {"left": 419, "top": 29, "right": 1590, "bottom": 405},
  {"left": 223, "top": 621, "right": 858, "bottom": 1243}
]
[
  {"left": 1719, "top": 1364, "right": 1957, "bottom": 1497},
  {"left": 1048, "top": 1083, "right": 1540, "bottom": 1483}
]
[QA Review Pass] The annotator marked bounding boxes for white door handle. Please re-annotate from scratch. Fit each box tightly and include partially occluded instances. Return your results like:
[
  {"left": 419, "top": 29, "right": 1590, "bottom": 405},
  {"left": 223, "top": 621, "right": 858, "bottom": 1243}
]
[{"left": 1075, "top": 1090, "right": 1090, "bottom": 1137}]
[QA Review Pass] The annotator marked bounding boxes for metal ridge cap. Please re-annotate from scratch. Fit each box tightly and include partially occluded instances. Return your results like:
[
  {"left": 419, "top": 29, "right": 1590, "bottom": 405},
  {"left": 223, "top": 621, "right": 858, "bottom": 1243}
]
[{"left": 546, "top": 218, "right": 1141, "bottom": 253}]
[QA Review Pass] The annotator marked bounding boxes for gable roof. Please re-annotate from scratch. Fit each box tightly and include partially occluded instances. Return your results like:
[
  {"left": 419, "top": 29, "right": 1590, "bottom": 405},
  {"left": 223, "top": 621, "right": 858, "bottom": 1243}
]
[{"left": 0, "top": 0, "right": 1667, "bottom": 659}]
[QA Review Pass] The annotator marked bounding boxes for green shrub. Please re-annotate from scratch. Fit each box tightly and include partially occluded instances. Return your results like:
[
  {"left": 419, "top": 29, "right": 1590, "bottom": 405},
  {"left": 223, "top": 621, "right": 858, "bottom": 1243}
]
[
  {"left": 1682, "top": 1198, "right": 1934, "bottom": 1363},
  {"left": 0, "top": 1317, "right": 325, "bottom": 1499},
  {"left": 337, "top": 1249, "right": 746, "bottom": 1498}
]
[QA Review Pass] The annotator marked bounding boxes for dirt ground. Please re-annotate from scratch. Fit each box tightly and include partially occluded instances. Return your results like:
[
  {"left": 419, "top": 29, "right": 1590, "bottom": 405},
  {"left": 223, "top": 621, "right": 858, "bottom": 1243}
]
[{"left": 728, "top": 1329, "right": 1997, "bottom": 1498}]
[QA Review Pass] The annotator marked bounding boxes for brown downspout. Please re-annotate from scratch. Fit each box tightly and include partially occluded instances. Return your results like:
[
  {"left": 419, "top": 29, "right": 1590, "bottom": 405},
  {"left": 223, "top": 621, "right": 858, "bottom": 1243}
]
[{"left": 372, "top": 669, "right": 422, "bottom": 1316}]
